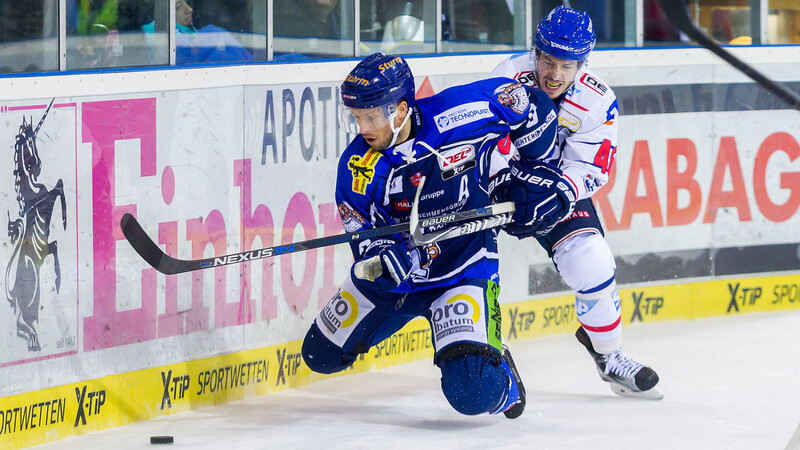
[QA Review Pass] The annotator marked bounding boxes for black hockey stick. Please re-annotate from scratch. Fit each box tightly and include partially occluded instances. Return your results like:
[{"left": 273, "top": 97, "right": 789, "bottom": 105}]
[
  {"left": 658, "top": 0, "right": 800, "bottom": 111},
  {"left": 120, "top": 201, "right": 515, "bottom": 275}
]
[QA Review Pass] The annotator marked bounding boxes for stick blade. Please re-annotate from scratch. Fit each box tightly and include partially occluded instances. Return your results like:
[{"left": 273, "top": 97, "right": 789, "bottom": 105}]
[{"left": 120, "top": 213, "right": 169, "bottom": 273}]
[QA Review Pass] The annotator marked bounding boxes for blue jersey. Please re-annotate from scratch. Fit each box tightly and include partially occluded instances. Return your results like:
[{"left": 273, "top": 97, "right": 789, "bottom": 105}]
[{"left": 335, "top": 77, "right": 557, "bottom": 292}]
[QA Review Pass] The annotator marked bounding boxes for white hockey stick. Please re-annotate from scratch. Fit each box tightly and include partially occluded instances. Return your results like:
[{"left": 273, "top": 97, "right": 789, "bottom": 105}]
[{"left": 354, "top": 176, "right": 515, "bottom": 280}]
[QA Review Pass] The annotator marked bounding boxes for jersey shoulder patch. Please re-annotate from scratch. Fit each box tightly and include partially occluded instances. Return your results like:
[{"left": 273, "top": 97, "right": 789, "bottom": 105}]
[
  {"left": 579, "top": 72, "right": 608, "bottom": 96},
  {"left": 339, "top": 141, "right": 385, "bottom": 196},
  {"left": 561, "top": 70, "right": 617, "bottom": 131},
  {"left": 347, "top": 149, "right": 382, "bottom": 195},
  {"left": 491, "top": 54, "right": 536, "bottom": 86},
  {"left": 493, "top": 82, "right": 529, "bottom": 115}
]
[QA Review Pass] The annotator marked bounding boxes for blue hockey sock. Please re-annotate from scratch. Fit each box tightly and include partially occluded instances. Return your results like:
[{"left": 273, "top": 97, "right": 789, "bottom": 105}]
[{"left": 439, "top": 352, "right": 511, "bottom": 416}]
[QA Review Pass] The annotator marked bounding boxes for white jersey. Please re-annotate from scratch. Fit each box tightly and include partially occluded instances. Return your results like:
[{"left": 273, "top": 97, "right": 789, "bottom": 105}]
[{"left": 491, "top": 53, "right": 619, "bottom": 201}]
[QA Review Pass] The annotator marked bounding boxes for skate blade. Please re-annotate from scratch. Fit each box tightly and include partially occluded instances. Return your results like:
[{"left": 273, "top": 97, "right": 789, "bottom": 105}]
[{"left": 610, "top": 383, "right": 664, "bottom": 401}]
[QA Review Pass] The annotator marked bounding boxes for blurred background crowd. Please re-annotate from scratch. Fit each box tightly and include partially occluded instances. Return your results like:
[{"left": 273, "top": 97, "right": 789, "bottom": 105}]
[{"left": 1, "top": 0, "right": 798, "bottom": 73}]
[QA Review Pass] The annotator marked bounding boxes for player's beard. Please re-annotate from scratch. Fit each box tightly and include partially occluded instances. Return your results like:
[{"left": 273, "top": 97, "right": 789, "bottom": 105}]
[{"left": 362, "top": 131, "right": 391, "bottom": 151}]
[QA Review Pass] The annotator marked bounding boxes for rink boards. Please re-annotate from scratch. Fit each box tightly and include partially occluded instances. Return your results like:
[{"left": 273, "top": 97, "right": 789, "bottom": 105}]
[
  {"left": 1, "top": 47, "right": 800, "bottom": 448},
  {"left": 2, "top": 272, "right": 800, "bottom": 448}
]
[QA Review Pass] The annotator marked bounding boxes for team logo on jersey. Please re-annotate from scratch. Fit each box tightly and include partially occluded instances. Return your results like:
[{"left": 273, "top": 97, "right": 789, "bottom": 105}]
[
  {"left": 438, "top": 145, "right": 477, "bottom": 180},
  {"left": 558, "top": 110, "right": 581, "bottom": 132},
  {"left": 434, "top": 101, "right": 493, "bottom": 133},
  {"left": 338, "top": 203, "right": 366, "bottom": 232},
  {"left": 513, "top": 70, "right": 536, "bottom": 86},
  {"left": 494, "top": 82, "right": 529, "bottom": 115},
  {"left": 348, "top": 149, "right": 381, "bottom": 194},
  {"left": 411, "top": 172, "right": 423, "bottom": 187},
  {"left": 580, "top": 73, "right": 607, "bottom": 95}
]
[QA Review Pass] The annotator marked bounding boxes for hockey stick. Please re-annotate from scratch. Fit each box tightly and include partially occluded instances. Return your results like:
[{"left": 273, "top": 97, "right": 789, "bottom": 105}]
[
  {"left": 353, "top": 176, "right": 515, "bottom": 280},
  {"left": 409, "top": 175, "right": 515, "bottom": 245},
  {"left": 120, "top": 201, "right": 515, "bottom": 276},
  {"left": 658, "top": 0, "right": 800, "bottom": 111}
]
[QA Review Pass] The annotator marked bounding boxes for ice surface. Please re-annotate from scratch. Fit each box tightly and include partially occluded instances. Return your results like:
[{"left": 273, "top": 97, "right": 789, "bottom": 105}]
[{"left": 32, "top": 310, "right": 800, "bottom": 450}]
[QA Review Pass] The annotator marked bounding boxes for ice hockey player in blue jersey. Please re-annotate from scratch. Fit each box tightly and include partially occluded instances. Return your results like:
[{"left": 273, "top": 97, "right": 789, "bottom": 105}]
[
  {"left": 300, "top": 52, "right": 559, "bottom": 418},
  {"left": 490, "top": 6, "right": 662, "bottom": 400}
]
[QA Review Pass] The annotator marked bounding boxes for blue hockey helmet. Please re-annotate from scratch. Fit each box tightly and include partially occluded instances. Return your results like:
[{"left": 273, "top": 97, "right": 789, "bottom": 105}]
[
  {"left": 534, "top": 6, "right": 595, "bottom": 61},
  {"left": 339, "top": 53, "right": 416, "bottom": 140},
  {"left": 340, "top": 52, "right": 415, "bottom": 110}
]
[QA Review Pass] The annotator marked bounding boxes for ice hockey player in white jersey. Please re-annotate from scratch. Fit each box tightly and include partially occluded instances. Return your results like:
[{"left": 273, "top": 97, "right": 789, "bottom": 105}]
[{"left": 491, "top": 5, "right": 663, "bottom": 400}]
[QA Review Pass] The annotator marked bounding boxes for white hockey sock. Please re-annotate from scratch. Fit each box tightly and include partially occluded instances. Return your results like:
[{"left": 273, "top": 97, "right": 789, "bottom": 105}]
[
  {"left": 552, "top": 232, "right": 622, "bottom": 354},
  {"left": 576, "top": 277, "right": 622, "bottom": 354}
]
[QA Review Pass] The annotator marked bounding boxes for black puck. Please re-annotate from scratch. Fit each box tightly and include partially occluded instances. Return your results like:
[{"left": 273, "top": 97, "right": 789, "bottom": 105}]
[{"left": 150, "top": 435, "right": 174, "bottom": 444}]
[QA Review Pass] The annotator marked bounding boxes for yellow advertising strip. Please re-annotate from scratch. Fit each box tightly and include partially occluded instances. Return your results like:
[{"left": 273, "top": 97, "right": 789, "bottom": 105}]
[
  {"left": 0, "top": 327, "right": 434, "bottom": 449},
  {"left": 3, "top": 273, "right": 799, "bottom": 449},
  {"left": 500, "top": 273, "right": 800, "bottom": 342}
]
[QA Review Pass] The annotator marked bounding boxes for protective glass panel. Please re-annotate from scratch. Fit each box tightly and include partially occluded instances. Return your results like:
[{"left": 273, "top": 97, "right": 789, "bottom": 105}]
[
  {"left": 694, "top": 0, "right": 753, "bottom": 45},
  {"left": 768, "top": 0, "right": 800, "bottom": 44},
  {"left": 359, "top": 0, "right": 436, "bottom": 55},
  {"left": 173, "top": 0, "right": 260, "bottom": 65},
  {"left": 0, "top": 0, "right": 58, "bottom": 73},
  {"left": 531, "top": 1, "right": 630, "bottom": 49},
  {"left": 440, "top": 0, "right": 525, "bottom": 53},
  {"left": 643, "top": 0, "right": 690, "bottom": 45},
  {"left": 273, "top": 0, "right": 355, "bottom": 60},
  {"left": 67, "top": 0, "right": 169, "bottom": 69}
]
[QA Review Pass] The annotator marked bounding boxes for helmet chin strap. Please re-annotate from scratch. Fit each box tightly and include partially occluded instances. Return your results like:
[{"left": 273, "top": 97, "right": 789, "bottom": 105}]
[{"left": 388, "top": 106, "right": 413, "bottom": 148}]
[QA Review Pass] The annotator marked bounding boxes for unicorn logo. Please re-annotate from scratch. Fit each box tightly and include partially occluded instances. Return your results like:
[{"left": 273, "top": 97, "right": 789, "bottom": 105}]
[{"left": 6, "top": 100, "right": 67, "bottom": 351}]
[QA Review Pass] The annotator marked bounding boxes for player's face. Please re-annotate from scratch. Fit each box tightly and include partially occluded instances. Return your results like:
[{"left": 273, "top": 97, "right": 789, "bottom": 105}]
[
  {"left": 350, "top": 107, "right": 393, "bottom": 149},
  {"left": 536, "top": 53, "right": 580, "bottom": 99},
  {"left": 350, "top": 101, "right": 409, "bottom": 150}
]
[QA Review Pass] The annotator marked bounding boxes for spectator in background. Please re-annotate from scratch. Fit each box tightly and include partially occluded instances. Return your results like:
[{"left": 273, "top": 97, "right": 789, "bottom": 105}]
[
  {"left": 65, "top": 0, "right": 126, "bottom": 69},
  {"left": 376, "top": 1, "right": 426, "bottom": 53},
  {"left": 274, "top": 0, "right": 340, "bottom": 39},
  {"left": 382, "top": 1, "right": 424, "bottom": 45},
  {"left": 373, "top": 0, "right": 511, "bottom": 53},
  {"left": 142, "top": 0, "right": 252, "bottom": 64},
  {"left": 175, "top": 0, "right": 195, "bottom": 32}
]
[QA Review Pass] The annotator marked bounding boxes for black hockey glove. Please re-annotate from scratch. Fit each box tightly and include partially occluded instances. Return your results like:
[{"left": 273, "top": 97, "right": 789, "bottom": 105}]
[{"left": 503, "top": 159, "right": 576, "bottom": 239}]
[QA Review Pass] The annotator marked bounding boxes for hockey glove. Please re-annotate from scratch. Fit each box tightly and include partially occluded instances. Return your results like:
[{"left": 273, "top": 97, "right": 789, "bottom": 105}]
[
  {"left": 504, "top": 159, "right": 576, "bottom": 238},
  {"left": 488, "top": 167, "right": 512, "bottom": 204},
  {"left": 353, "top": 238, "right": 416, "bottom": 292}
]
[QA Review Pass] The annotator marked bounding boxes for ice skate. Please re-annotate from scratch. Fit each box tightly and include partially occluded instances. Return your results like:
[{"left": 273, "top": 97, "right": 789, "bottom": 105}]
[
  {"left": 501, "top": 344, "right": 526, "bottom": 418},
  {"left": 575, "top": 327, "right": 663, "bottom": 400}
]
